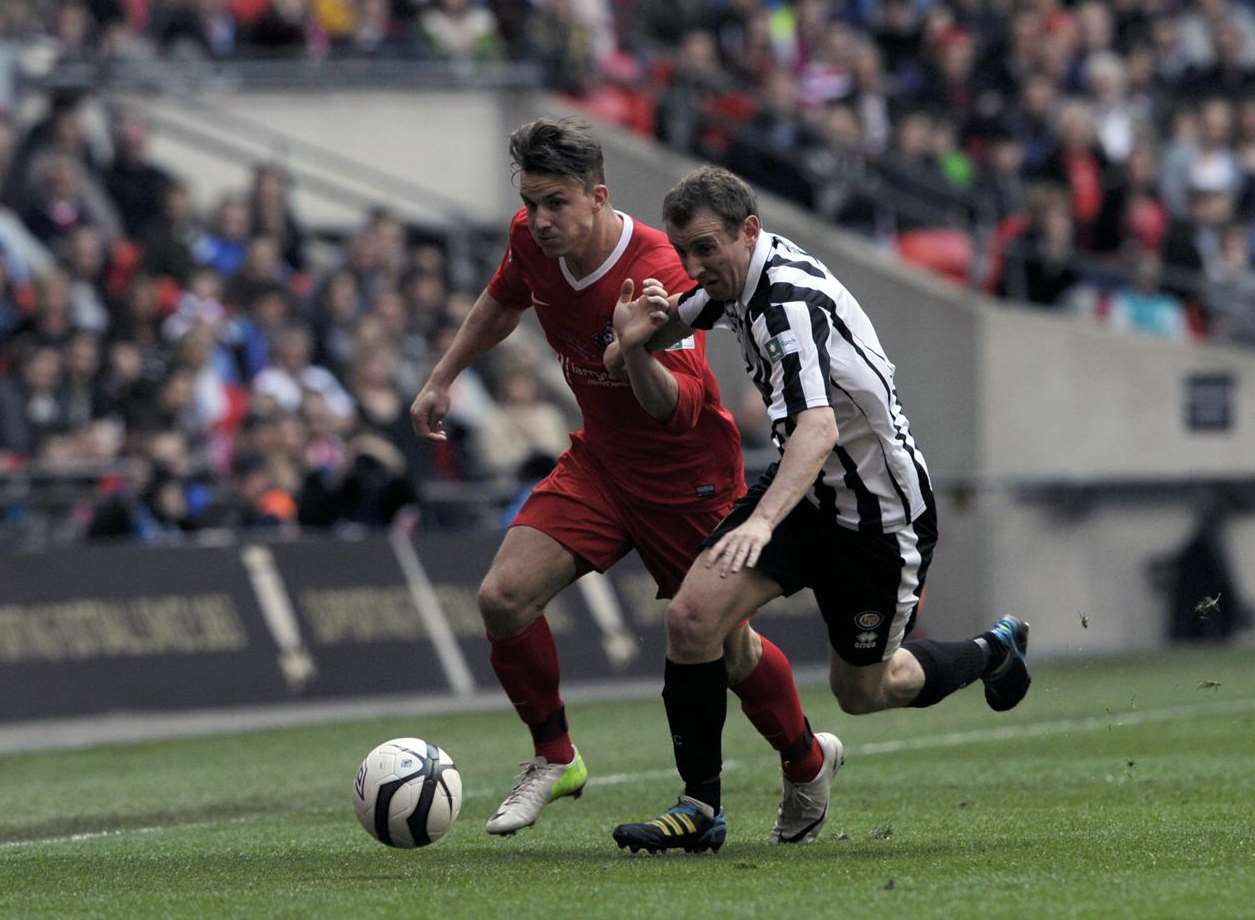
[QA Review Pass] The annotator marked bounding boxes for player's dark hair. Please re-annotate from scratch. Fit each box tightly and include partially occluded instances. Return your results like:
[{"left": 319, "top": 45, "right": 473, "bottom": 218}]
[
  {"left": 508, "top": 117, "right": 605, "bottom": 188},
  {"left": 662, "top": 166, "right": 758, "bottom": 234}
]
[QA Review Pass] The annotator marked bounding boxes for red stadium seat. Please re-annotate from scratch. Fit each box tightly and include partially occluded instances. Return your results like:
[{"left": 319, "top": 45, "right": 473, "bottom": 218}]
[{"left": 895, "top": 228, "right": 974, "bottom": 285}]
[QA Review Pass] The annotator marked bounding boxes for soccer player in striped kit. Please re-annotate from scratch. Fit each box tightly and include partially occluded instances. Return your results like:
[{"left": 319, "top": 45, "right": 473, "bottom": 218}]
[{"left": 610, "top": 166, "right": 1031, "bottom": 854}]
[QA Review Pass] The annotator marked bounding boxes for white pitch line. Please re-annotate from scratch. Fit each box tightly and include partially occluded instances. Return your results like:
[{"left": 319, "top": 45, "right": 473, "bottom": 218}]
[
  {"left": 853, "top": 697, "right": 1255, "bottom": 756},
  {"left": 3, "top": 698, "right": 1251, "bottom": 852}
]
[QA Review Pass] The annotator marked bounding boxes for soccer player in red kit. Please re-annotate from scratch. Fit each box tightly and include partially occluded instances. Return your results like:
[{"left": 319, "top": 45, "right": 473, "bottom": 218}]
[{"left": 410, "top": 118, "right": 841, "bottom": 842}]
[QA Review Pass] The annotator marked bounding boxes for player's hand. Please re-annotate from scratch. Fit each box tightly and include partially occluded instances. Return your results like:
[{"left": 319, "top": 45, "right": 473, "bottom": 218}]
[
  {"left": 612, "top": 277, "right": 670, "bottom": 350},
  {"left": 603, "top": 337, "right": 626, "bottom": 380},
  {"left": 410, "top": 382, "right": 451, "bottom": 441},
  {"left": 705, "top": 515, "right": 773, "bottom": 578}
]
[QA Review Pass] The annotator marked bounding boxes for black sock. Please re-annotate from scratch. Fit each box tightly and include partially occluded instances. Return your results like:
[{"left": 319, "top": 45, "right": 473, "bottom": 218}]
[
  {"left": 977, "top": 632, "right": 1008, "bottom": 675},
  {"left": 662, "top": 657, "right": 727, "bottom": 812},
  {"left": 903, "top": 639, "right": 987, "bottom": 708}
]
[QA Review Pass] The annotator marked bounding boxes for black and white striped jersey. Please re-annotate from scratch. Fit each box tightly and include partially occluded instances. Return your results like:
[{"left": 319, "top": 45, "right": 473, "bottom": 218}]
[{"left": 677, "top": 230, "right": 932, "bottom": 534}]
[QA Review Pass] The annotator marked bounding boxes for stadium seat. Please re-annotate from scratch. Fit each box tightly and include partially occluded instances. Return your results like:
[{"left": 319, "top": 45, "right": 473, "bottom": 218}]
[{"left": 895, "top": 228, "right": 974, "bottom": 285}]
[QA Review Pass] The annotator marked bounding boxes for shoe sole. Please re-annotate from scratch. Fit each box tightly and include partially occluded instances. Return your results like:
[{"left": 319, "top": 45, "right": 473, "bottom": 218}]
[
  {"left": 486, "top": 781, "right": 587, "bottom": 836},
  {"left": 613, "top": 832, "right": 725, "bottom": 855}
]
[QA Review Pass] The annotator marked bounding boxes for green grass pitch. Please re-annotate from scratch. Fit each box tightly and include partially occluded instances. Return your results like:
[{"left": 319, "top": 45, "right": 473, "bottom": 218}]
[{"left": 2, "top": 645, "right": 1253, "bottom": 919}]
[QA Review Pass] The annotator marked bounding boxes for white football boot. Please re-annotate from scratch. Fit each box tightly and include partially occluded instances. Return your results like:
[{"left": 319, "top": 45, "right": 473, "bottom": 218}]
[
  {"left": 770, "top": 731, "right": 844, "bottom": 844},
  {"left": 485, "top": 747, "right": 588, "bottom": 836}
]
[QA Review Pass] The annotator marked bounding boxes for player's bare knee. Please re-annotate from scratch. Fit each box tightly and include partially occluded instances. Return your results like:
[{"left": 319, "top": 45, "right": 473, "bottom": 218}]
[
  {"left": 665, "top": 598, "right": 718, "bottom": 658},
  {"left": 477, "top": 576, "right": 535, "bottom": 638}
]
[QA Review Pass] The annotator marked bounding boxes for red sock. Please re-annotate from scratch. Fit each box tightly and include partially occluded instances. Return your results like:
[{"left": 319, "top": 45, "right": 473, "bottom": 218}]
[
  {"left": 488, "top": 616, "right": 574, "bottom": 764},
  {"left": 730, "top": 636, "right": 823, "bottom": 782}
]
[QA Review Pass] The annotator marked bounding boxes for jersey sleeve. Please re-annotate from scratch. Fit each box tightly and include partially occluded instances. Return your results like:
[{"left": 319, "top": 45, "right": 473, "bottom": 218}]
[
  {"left": 652, "top": 338, "right": 709, "bottom": 432},
  {"left": 485, "top": 220, "right": 533, "bottom": 311},
  {"left": 754, "top": 298, "right": 837, "bottom": 422},
  {"left": 634, "top": 244, "right": 715, "bottom": 432},
  {"left": 677, "top": 286, "right": 727, "bottom": 331}
]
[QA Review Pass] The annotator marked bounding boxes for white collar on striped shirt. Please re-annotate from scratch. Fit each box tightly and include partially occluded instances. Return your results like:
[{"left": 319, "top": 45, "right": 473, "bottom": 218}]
[{"left": 738, "top": 228, "right": 773, "bottom": 307}]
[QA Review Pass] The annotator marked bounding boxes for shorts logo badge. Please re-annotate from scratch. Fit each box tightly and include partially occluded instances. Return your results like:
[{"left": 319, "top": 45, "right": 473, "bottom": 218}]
[
  {"left": 855, "top": 611, "right": 883, "bottom": 630},
  {"left": 854, "top": 631, "right": 879, "bottom": 649}
]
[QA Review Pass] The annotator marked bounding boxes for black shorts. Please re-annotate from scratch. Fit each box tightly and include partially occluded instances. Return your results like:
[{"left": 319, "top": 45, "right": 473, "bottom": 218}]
[{"left": 702, "top": 465, "right": 938, "bottom": 666}]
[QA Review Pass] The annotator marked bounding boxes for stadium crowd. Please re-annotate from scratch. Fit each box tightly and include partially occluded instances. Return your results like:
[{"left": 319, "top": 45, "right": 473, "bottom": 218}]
[
  {"left": 0, "top": 88, "right": 581, "bottom": 542},
  {"left": 2, "top": 0, "right": 1255, "bottom": 544}
]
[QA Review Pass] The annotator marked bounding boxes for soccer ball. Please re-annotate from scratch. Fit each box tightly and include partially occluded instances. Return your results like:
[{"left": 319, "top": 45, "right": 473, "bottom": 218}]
[{"left": 353, "top": 738, "right": 463, "bottom": 848}]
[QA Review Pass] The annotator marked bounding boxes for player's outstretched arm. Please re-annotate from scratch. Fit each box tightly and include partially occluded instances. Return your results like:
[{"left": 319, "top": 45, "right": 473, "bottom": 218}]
[
  {"left": 410, "top": 289, "right": 522, "bottom": 441},
  {"left": 611, "top": 277, "right": 682, "bottom": 422},
  {"left": 706, "top": 407, "right": 837, "bottom": 577}
]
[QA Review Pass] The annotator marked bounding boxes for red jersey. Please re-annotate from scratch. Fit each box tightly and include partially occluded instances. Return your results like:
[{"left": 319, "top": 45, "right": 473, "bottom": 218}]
[{"left": 486, "top": 208, "right": 744, "bottom": 510}]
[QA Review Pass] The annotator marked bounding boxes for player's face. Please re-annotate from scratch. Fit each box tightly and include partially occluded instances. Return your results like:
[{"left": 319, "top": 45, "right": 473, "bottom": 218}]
[
  {"left": 519, "top": 172, "right": 605, "bottom": 259},
  {"left": 666, "top": 208, "right": 760, "bottom": 302}
]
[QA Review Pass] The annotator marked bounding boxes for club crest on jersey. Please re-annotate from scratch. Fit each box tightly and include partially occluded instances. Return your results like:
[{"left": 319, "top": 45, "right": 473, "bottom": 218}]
[
  {"left": 854, "top": 611, "right": 883, "bottom": 630},
  {"left": 593, "top": 321, "right": 615, "bottom": 351},
  {"left": 764, "top": 330, "right": 800, "bottom": 362},
  {"left": 854, "top": 631, "right": 879, "bottom": 649}
]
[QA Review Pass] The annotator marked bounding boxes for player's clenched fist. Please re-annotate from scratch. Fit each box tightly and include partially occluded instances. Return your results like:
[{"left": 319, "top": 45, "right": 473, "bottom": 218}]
[
  {"left": 410, "top": 383, "right": 451, "bottom": 441},
  {"left": 612, "top": 277, "right": 671, "bottom": 350}
]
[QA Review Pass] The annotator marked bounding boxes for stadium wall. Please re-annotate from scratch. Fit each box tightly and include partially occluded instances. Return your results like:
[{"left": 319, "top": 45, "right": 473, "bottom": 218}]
[{"left": 0, "top": 531, "right": 833, "bottom": 726}]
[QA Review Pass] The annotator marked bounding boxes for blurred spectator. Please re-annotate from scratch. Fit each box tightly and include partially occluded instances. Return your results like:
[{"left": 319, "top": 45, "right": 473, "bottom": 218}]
[
  {"left": 158, "top": 0, "right": 239, "bottom": 58},
  {"left": 1093, "top": 143, "right": 1168, "bottom": 256},
  {"left": 654, "top": 29, "right": 731, "bottom": 155},
  {"left": 419, "top": 0, "right": 503, "bottom": 61},
  {"left": 249, "top": 0, "right": 311, "bottom": 53},
  {"left": 141, "top": 179, "right": 202, "bottom": 285},
  {"left": 311, "top": 267, "right": 363, "bottom": 376},
  {"left": 525, "top": 0, "right": 599, "bottom": 96},
  {"left": 1037, "top": 101, "right": 1110, "bottom": 251},
  {"left": 982, "top": 122, "right": 1028, "bottom": 222},
  {"left": 999, "top": 186, "right": 1084, "bottom": 307},
  {"left": 0, "top": 345, "right": 68, "bottom": 457},
  {"left": 475, "top": 363, "right": 569, "bottom": 479},
  {"left": 726, "top": 69, "right": 820, "bottom": 209},
  {"left": 62, "top": 225, "right": 110, "bottom": 331},
  {"left": 21, "top": 152, "right": 121, "bottom": 250},
  {"left": 249, "top": 163, "right": 306, "bottom": 272},
  {"left": 1108, "top": 249, "right": 1189, "bottom": 338},
  {"left": 252, "top": 322, "right": 355, "bottom": 421},
  {"left": 1085, "top": 51, "right": 1139, "bottom": 165},
  {"left": 1160, "top": 172, "right": 1236, "bottom": 305},
  {"left": 104, "top": 113, "right": 172, "bottom": 239},
  {"left": 1207, "top": 222, "right": 1255, "bottom": 346},
  {"left": 196, "top": 194, "right": 252, "bottom": 277},
  {"left": 1178, "top": 0, "right": 1255, "bottom": 73},
  {"left": 713, "top": 1, "right": 776, "bottom": 90},
  {"left": 1180, "top": 20, "right": 1255, "bottom": 102}
]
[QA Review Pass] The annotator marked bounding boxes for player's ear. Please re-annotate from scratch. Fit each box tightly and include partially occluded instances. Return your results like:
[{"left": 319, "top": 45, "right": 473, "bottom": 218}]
[
  {"left": 591, "top": 183, "right": 610, "bottom": 210},
  {"left": 743, "top": 214, "right": 761, "bottom": 243}
]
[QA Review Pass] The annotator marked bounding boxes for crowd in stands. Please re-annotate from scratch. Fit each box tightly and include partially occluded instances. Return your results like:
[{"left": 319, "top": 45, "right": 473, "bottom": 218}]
[
  {"left": 587, "top": 0, "right": 1255, "bottom": 345},
  {"left": 3, "top": 0, "right": 1255, "bottom": 544},
  {"left": 0, "top": 87, "right": 579, "bottom": 543}
]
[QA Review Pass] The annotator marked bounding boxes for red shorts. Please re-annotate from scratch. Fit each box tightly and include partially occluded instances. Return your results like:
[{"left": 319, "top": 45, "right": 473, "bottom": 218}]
[{"left": 511, "top": 445, "right": 734, "bottom": 599}]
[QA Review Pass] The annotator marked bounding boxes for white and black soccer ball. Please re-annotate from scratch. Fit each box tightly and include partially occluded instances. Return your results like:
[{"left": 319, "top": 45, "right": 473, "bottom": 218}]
[{"left": 353, "top": 738, "right": 463, "bottom": 848}]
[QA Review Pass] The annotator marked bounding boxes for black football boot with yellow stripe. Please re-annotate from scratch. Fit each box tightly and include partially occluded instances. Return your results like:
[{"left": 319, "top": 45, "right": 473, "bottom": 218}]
[{"left": 612, "top": 795, "right": 727, "bottom": 854}]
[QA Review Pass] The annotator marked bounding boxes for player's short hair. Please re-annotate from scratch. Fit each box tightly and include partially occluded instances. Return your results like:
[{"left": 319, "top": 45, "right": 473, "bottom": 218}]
[
  {"left": 508, "top": 117, "right": 605, "bottom": 188},
  {"left": 662, "top": 166, "right": 758, "bottom": 234}
]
